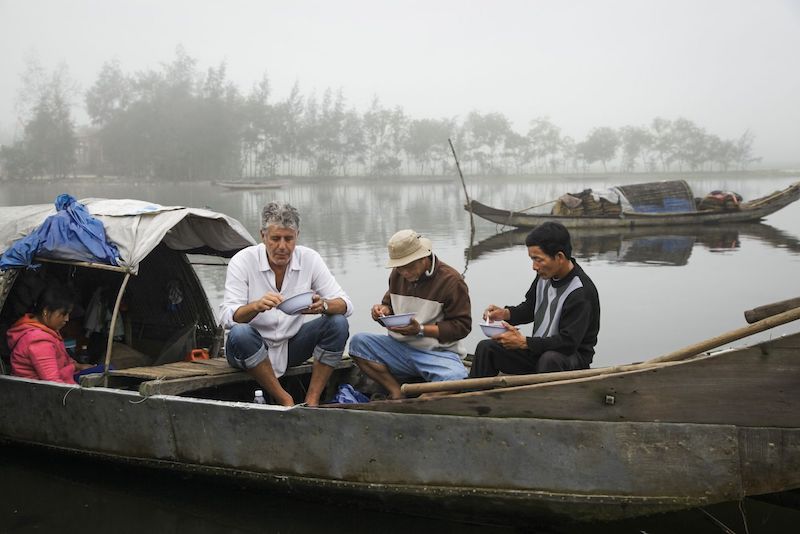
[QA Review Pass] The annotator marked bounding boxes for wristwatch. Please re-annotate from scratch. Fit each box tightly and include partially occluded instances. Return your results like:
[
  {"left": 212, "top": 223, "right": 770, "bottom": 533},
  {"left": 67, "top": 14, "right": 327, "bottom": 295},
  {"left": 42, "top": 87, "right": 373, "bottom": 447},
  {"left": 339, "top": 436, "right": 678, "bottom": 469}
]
[
  {"left": 417, "top": 323, "right": 425, "bottom": 337},
  {"left": 322, "top": 299, "right": 329, "bottom": 314}
]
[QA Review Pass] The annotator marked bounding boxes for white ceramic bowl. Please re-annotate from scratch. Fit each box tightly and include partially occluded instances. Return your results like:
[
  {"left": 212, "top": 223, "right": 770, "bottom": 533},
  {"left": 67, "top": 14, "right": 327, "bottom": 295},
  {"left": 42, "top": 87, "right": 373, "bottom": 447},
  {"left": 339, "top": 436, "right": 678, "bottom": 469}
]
[
  {"left": 480, "top": 322, "right": 508, "bottom": 337},
  {"left": 276, "top": 291, "right": 314, "bottom": 315},
  {"left": 378, "top": 313, "right": 416, "bottom": 328}
]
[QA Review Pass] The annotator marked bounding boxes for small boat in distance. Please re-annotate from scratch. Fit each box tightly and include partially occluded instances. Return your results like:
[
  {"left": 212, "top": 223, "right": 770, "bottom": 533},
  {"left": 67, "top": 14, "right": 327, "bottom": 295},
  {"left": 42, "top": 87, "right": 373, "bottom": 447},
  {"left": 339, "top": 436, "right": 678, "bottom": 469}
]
[
  {"left": 215, "top": 179, "right": 288, "bottom": 190},
  {"left": 468, "top": 180, "right": 800, "bottom": 229}
]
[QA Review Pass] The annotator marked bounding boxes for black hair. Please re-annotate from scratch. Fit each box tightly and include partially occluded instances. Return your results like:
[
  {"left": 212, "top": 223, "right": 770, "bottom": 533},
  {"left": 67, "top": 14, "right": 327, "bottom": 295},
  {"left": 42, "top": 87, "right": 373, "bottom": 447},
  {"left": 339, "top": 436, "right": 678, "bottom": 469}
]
[
  {"left": 33, "top": 285, "right": 76, "bottom": 315},
  {"left": 524, "top": 222, "right": 573, "bottom": 258}
]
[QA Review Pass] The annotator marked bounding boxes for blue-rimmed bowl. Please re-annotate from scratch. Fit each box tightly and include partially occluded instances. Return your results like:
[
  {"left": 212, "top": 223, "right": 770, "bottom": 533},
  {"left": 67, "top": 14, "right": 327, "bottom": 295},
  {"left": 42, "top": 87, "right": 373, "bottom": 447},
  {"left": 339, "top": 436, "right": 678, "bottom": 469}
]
[
  {"left": 378, "top": 313, "right": 416, "bottom": 328},
  {"left": 276, "top": 291, "right": 314, "bottom": 315},
  {"left": 480, "top": 322, "right": 508, "bottom": 337}
]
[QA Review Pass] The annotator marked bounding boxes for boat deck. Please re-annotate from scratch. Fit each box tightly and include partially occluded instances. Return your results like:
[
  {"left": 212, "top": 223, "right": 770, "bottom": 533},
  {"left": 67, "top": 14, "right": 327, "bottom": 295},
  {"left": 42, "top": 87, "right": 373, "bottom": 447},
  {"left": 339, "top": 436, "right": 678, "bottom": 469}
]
[{"left": 80, "top": 357, "right": 354, "bottom": 397}]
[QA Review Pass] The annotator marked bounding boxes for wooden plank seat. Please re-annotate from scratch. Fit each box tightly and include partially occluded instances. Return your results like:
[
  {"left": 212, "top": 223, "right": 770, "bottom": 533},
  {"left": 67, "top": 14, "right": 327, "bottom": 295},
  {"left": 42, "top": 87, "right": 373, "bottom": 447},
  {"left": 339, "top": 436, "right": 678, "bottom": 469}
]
[{"left": 80, "top": 356, "right": 354, "bottom": 397}]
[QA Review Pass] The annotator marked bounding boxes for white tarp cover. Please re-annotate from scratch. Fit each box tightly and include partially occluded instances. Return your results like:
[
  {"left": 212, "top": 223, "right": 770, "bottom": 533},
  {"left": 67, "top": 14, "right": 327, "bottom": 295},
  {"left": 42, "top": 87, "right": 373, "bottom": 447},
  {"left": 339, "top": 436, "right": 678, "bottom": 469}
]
[{"left": 0, "top": 198, "right": 256, "bottom": 272}]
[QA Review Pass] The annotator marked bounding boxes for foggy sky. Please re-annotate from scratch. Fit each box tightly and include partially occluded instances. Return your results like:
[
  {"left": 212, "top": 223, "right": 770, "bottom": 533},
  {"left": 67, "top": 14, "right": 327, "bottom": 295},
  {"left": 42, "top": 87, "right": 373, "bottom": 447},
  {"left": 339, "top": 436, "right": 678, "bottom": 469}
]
[{"left": 1, "top": 0, "right": 798, "bottom": 165}]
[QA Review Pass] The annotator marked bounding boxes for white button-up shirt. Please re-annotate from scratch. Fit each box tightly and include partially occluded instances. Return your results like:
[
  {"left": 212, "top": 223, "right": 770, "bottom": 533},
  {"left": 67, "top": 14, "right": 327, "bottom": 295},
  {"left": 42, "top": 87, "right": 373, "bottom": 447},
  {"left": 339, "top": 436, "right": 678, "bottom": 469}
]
[{"left": 219, "top": 244, "right": 353, "bottom": 376}]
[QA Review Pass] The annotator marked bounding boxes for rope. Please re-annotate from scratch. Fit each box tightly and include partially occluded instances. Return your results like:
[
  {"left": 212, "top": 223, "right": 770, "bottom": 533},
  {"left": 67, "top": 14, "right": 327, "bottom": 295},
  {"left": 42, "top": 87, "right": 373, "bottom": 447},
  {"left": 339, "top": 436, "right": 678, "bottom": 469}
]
[
  {"left": 738, "top": 500, "right": 750, "bottom": 534},
  {"left": 518, "top": 199, "right": 558, "bottom": 213},
  {"left": 129, "top": 376, "right": 168, "bottom": 404},
  {"left": 698, "top": 508, "right": 737, "bottom": 534},
  {"left": 62, "top": 387, "right": 78, "bottom": 406}
]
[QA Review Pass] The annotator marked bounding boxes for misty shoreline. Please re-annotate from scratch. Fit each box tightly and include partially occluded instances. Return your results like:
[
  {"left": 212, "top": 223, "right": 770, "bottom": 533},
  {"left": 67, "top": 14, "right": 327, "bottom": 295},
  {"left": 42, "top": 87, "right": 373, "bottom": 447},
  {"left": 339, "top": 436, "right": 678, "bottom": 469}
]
[{"left": 2, "top": 168, "right": 797, "bottom": 187}]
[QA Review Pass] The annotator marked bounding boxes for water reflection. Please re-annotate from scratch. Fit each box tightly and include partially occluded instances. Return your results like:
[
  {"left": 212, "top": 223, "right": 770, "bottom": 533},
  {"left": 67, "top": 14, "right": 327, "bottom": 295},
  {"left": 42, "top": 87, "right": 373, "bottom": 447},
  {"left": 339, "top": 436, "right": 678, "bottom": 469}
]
[
  {"left": 466, "top": 222, "right": 800, "bottom": 267},
  {"left": 0, "top": 443, "right": 512, "bottom": 534},
  {"left": 4, "top": 436, "right": 800, "bottom": 534},
  {"left": 207, "top": 178, "right": 466, "bottom": 276}
]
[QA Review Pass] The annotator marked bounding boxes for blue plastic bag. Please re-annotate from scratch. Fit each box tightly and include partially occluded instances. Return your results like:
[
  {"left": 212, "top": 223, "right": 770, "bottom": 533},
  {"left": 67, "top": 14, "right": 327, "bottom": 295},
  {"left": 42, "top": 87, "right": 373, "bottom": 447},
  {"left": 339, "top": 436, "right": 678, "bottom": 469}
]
[
  {"left": 332, "top": 384, "right": 370, "bottom": 404},
  {"left": 0, "top": 194, "right": 119, "bottom": 270}
]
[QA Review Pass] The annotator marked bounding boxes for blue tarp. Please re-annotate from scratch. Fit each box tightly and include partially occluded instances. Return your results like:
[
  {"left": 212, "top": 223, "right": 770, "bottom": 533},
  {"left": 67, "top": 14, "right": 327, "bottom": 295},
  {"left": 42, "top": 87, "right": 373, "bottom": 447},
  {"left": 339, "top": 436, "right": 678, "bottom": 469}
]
[
  {"left": 632, "top": 197, "right": 695, "bottom": 214},
  {"left": 0, "top": 194, "right": 119, "bottom": 270}
]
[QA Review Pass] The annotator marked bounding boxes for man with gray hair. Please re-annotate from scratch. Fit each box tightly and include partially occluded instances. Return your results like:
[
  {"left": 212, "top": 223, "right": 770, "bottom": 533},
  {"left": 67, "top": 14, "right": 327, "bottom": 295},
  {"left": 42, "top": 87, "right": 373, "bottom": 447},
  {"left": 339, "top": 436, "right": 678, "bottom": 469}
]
[{"left": 219, "top": 201, "right": 352, "bottom": 406}]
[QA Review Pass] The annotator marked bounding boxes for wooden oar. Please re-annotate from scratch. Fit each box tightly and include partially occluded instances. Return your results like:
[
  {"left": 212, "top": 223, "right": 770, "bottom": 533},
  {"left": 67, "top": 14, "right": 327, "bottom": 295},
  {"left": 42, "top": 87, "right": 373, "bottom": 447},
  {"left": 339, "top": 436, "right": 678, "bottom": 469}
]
[{"left": 400, "top": 303, "right": 800, "bottom": 396}]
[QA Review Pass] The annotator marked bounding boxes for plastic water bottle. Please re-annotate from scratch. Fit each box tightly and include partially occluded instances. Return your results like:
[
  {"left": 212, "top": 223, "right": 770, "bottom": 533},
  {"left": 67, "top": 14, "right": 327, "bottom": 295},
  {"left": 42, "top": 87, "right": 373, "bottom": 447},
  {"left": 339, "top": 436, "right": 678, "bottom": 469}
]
[{"left": 253, "top": 389, "right": 266, "bottom": 404}]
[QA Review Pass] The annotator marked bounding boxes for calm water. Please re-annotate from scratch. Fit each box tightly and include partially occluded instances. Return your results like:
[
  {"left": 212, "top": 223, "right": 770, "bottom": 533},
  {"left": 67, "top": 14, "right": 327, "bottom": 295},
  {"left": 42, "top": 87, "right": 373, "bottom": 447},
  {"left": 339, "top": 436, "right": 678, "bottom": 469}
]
[
  {"left": 2, "top": 173, "right": 800, "bottom": 532},
  {"left": 3, "top": 172, "right": 800, "bottom": 363}
]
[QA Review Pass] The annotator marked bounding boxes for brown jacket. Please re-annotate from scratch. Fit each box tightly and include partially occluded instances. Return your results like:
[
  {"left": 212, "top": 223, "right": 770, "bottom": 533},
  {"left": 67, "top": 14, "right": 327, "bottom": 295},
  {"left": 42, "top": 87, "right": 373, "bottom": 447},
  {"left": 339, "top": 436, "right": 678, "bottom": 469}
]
[{"left": 382, "top": 255, "right": 471, "bottom": 356}]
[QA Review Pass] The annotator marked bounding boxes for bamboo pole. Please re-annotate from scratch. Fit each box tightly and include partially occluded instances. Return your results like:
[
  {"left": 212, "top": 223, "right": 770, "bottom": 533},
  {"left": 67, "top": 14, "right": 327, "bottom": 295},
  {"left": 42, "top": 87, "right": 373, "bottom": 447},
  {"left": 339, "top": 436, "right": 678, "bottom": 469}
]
[
  {"left": 401, "top": 360, "right": 685, "bottom": 396},
  {"left": 645, "top": 305, "right": 800, "bottom": 363},
  {"left": 448, "top": 138, "right": 474, "bottom": 239},
  {"left": 36, "top": 257, "right": 129, "bottom": 273},
  {"left": 519, "top": 199, "right": 558, "bottom": 213},
  {"left": 102, "top": 272, "right": 131, "bottom": 387},
  {"left": 401, "top": 304, "right": 800, "bottom": 396},
  {"left": 744, "top": 296, "right": 800, "bottom": 324}
]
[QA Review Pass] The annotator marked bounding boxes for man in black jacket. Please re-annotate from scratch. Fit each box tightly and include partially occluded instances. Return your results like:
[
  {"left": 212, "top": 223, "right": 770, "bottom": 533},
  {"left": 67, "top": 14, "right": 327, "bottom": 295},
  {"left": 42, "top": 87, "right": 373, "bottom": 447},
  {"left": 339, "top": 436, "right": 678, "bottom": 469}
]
[{"left": 469, "top": 222, "right": 600, "bottom": 377}]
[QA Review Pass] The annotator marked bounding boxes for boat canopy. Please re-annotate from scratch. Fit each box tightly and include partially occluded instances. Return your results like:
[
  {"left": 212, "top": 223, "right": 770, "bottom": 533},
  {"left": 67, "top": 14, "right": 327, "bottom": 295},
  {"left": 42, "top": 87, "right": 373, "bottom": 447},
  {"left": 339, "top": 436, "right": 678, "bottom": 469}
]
[
  {"left": 0, "top": 197, "right": 256, "bottom": 273},
  {"left": 615, "top": 180, "right": 696, "bottom": 214}
]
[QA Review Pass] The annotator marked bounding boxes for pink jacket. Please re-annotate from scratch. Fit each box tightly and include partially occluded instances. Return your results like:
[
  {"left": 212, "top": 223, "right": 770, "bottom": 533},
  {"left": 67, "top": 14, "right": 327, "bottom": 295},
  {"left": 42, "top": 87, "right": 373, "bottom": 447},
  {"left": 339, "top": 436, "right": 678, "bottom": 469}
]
[{"left": 7, "top": 314, "right": 77, "bottom": 384}]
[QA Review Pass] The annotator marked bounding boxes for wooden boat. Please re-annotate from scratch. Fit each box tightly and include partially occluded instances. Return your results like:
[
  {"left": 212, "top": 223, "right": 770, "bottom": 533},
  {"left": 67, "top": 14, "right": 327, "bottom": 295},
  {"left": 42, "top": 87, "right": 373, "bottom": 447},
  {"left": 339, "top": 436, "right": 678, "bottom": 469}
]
[
  {"left": 215, "top": 180, "right": 287, "bottom": 190},
  {"left": 2, "top": 199, "right": 800, "bottom": 526},
  {"left": 468, "top": 180, "right": 800, "bottom": 229}
]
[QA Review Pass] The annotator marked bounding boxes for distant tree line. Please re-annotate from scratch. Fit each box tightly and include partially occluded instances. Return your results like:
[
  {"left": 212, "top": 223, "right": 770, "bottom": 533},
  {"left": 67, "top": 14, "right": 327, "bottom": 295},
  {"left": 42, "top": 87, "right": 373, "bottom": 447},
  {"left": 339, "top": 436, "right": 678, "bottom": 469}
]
[
  {"left": 0, "top": 48, "right": 761, "bottom": 181},
  {"left": 1, "top": 57, "right": 79, "bottom": 180}
]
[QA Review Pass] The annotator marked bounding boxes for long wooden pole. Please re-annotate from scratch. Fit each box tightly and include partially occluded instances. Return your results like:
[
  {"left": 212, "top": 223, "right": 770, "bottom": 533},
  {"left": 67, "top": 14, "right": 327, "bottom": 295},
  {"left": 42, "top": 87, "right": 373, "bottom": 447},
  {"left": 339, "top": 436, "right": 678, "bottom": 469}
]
[
  {"left": 645, "top": 305, "right": 800, "bottom": 363},
  {"left": 519, "top": 199, "right": 558, "bottom": 213},
  {"left": 744, "top": 296, "right": 800, "bottom": 324},
  {"left": 401, "top": 360, "right": 686, "bottom": 396},
  {"left": 448, "top": 138, "right": 475, "bottom": 237},
  {"left": 102, "top": 272, "right": 131, "bottom": 387},
  {"left": 401, "top": 304, "right": 800, "bottom": 396}
]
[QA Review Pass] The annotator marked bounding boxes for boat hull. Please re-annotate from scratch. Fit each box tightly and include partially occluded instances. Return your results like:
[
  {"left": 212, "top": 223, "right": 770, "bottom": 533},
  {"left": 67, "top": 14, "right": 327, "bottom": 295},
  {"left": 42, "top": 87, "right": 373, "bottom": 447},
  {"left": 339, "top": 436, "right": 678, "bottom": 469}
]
[
  {"left": 468, "top": 182, "right": 800, "bottom": 229},
  {"left": 1, "top": 373, "right": 795, "bottom": 523}
]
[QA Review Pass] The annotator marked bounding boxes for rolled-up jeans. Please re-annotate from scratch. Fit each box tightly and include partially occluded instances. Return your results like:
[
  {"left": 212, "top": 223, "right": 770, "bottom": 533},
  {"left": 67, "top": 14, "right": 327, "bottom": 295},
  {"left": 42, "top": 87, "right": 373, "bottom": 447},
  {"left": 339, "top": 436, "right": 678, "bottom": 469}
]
[
  {"left": 349, "top": 332, "right": 467, "bottom": 382},
  {"left": 226, "top": 314, "right": 349, "bottom": 371}
]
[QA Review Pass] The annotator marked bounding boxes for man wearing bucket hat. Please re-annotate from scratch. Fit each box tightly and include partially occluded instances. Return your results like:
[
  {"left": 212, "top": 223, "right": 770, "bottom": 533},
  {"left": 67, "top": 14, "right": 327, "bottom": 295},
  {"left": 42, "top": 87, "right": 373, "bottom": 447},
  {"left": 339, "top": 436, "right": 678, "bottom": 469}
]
[{"left": 348, "top": 229, "right": 471, "bottom": 399}]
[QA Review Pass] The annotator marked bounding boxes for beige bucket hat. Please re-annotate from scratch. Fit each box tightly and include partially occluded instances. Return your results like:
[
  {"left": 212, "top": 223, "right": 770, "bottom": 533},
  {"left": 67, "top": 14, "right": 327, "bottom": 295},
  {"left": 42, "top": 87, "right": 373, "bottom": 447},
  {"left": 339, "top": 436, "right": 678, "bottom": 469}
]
[{"left": 385, "top": 229, "right": 433, "bottom": 268}]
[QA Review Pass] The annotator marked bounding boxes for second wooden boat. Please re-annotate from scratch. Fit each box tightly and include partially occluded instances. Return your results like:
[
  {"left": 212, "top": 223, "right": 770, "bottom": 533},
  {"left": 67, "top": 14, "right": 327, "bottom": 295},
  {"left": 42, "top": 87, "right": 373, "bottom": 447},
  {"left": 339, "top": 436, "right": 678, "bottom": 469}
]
[{"left": 468, "top": 180, "right": 800, "bottom": 228}]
